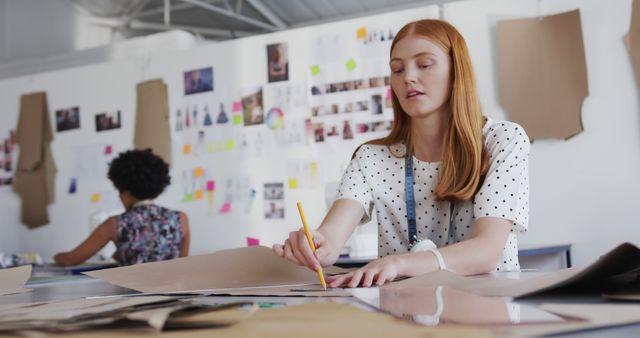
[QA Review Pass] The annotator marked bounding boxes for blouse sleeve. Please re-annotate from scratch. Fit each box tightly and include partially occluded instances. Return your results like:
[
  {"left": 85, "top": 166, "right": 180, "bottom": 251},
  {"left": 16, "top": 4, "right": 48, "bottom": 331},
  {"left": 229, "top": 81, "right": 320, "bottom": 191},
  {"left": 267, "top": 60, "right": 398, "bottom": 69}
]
[
  {"left": 474, "top": 122, "right": 530, "bottom": 233},
  {"left": 336, "top": 146, "right": 374, "bottom": 224}
]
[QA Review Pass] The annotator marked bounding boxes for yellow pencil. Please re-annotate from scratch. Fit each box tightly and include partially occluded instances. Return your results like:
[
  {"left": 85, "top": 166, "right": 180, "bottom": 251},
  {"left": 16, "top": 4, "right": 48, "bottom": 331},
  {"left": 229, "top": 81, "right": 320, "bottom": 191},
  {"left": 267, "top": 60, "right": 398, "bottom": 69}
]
[{"left": 296, "top": 201, "right": 327, "bottom": 290}]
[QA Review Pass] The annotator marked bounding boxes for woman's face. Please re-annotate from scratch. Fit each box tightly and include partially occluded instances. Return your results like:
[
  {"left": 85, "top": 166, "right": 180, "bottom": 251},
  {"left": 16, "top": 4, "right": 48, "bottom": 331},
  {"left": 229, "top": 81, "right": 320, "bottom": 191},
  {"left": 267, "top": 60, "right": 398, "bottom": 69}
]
[{"left": 389, "top": 35, "right": 452, "bottom": 119}]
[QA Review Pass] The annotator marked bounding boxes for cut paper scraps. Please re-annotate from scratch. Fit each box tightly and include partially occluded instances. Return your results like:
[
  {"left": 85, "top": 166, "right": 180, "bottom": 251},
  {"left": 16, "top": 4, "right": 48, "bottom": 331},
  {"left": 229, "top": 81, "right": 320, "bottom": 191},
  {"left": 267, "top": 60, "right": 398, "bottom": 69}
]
[{"left": 496, "top": 10, "right": 588, "bottom": 140}]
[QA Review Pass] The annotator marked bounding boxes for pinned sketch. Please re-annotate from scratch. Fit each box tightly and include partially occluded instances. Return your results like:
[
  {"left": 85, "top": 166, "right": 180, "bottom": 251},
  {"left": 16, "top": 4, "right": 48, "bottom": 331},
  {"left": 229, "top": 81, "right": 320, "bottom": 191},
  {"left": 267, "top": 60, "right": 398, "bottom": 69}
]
[
  {"left": 203, "top": 105, "right": 213, "bottom": 126},
  {"left": 55, "top": 107, "right": 80, "bottom": 132},
  {"left": 68, "top": 177, "right": 77, "bottom": 194},
  {"left": 496, "top": 10, "right": 588, "bottom": 140},
  {"left": 72, "top": 144, "right": 115, "bottom": 180},
  {"left": 216, "top": 103, "right": 229, "bottom": 124},
  {"left": 264, "top": 182, "right": 285, "bottom": 219},
  {"left": 267, "top": 42, "right": 289, "bottom": 83},
  {"left": 628, "top": 0, "right": 640, "bottom": 87},
  {"left": 183, "top": 67, "right": 213, "bottom": 95},
  {"left": 311, "top": 34, "right": 349, "bottom": 65}
]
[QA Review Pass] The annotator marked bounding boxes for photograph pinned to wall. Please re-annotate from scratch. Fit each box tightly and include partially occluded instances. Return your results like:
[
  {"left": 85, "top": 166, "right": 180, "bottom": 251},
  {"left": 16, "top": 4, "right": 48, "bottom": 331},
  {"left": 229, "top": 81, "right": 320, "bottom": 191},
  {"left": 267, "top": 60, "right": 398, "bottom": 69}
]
[
  {"left": 267, "top": 42, "right": 289, "bottom": 83},
  {"left": 0, "top": 130, "right": 16, "bottom": 184},
  {"left": 372, "top": 120, "right": 392, "bottom": 133},
  {"left": 326, "top": 123, "right": 340, "bottom": 138},
  {"left": 183, "top": 67, "right": 213, "bottom": 95},
  {"left": 343, "top": 120, "right": 354, "bottom": 140},
  {"left": 264, "top": 182, "right": 285, "bottom": 219},
  {"left": 385, "top": 87, "right": 393, "bottom": 108},
  {"left": 241, "top": 88, "right": 264, "bottom": 126},
  {"left": 95, "top": 110, "right": 121, "bottom": 132},
  {"left": 371, "top": 94, "right": 383, "bottom": 115},
  {"left": 356, "top": 122, "right": 371, "bottom": 134},
  {"left": 313, "top": 122, "right": 325, "bottom": 143},
  {"left": 55, "top": 106, "right": 80, "bottom": 132}
]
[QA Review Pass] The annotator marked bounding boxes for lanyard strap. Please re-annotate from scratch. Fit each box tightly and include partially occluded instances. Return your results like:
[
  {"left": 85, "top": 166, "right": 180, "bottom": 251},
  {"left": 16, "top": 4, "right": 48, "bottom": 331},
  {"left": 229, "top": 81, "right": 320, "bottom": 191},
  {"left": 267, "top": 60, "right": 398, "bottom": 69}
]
[
  {"left": 405, "top": 155, "right": 456, "bottom": 248},
  {"left": 405, "top": 155, "right": 418, "bottom": 246}
]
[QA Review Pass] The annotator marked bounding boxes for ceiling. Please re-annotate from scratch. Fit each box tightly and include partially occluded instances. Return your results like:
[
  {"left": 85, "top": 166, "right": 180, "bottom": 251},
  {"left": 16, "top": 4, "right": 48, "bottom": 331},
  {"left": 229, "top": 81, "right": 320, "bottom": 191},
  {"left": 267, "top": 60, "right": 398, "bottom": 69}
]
[{"left": 69, "top": 0, "right": 452, "bottom": 40}]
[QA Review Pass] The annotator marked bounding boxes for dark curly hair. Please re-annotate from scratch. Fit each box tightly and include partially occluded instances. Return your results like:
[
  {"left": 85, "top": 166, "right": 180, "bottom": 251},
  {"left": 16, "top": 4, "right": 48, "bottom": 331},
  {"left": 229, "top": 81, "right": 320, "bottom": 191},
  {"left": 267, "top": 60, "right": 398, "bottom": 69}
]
[{"left": 107, "top": 149, "right": 170, "bottom": 200}]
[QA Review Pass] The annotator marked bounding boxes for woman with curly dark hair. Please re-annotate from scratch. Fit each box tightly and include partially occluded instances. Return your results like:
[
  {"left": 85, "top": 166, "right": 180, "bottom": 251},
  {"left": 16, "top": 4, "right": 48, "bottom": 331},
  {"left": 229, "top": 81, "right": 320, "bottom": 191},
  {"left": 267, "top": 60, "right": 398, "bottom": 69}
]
[{"left": 54, "top": 149, "right": 190, "bottom": 266}]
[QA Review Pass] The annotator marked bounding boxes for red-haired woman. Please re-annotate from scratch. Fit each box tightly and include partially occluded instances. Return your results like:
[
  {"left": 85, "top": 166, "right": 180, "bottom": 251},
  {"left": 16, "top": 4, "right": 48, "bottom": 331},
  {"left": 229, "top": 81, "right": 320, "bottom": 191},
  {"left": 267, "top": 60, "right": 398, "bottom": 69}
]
[{"left": 274, "top": 19, "right": 530, "bottom": 288}]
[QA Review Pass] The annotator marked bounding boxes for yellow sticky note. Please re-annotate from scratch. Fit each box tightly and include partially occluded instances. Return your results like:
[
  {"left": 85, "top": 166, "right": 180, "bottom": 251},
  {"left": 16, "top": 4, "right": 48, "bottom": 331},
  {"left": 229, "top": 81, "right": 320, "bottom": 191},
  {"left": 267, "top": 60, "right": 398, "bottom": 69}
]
[
  {"left": 90, "top": 193, "right": 101, "bottom": 204},
  {"left": 310, "top": 65, "right": 321, "bottom": 76},
  {"left": 356, "top": 26, "right": 367, "bottom": 40},
  {"left": 288, "top": 178, "right": 299, "bottom": 189},
  {"left": 346, "top": 58, "right": 357, "bottom": 72},
  {"left": 226, "top": 139, "right": 236, "bottom": 150},
  {"left": 183, "top": 144, "right": 192, "bottom": 155},
  {"left": 194, "top": 189, "right": 204, "bottom": 200},
  {"left": 232, "top": 115, "right": 242, "bottom": 125},
  {"left": 310, "top": 162, "right": 319, "bottom": 188},
  {"left": 194, "top": 167, "right": 204, "bottom": 178}
]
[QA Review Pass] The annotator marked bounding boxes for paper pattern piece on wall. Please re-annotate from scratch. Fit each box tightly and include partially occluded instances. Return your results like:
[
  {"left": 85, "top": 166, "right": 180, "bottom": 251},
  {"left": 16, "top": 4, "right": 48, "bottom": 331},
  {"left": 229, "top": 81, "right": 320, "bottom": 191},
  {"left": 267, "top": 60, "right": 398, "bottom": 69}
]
[
  {"left": 12, "top": 92, "right": 57, "bottom": 228},
  {"left": 627, "top": 0, "right": 640, "bottom": 87},
  {"left": 134, "top": 79, "right": 172, "bottom": 165},
  {"left": 496, "top": 10, "right": 588, "bottom": 140}
]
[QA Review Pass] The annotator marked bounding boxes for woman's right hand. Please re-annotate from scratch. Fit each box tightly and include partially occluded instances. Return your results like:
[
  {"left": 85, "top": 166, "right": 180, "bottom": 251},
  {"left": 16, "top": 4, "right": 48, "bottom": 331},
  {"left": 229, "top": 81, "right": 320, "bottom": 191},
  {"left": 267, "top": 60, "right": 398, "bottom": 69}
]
[{"left": 272, "top": 228, "right": 335, "bottom": 271}]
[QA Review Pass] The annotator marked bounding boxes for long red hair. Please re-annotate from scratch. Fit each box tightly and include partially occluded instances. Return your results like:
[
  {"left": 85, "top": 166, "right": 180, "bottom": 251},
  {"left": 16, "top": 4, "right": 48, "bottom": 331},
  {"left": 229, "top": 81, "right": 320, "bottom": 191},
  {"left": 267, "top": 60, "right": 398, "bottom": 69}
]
[{"left": 364, "top": 19, "right": 489, "bottom": 201}]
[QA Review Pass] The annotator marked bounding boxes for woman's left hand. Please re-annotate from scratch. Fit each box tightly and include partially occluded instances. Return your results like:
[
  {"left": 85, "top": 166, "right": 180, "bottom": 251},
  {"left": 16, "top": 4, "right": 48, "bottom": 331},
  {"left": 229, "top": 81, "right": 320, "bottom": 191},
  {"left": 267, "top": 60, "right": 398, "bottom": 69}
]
[{"left": 327, "top": 254, "right": 406, "bottom": 288}]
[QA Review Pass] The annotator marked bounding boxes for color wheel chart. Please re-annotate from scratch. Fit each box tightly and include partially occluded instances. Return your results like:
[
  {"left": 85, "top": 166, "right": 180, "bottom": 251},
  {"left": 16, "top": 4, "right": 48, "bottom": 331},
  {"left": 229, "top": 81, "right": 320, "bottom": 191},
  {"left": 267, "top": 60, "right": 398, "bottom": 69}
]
[{"left": 266, "top": 107, "right": 285, "bottom": 130}]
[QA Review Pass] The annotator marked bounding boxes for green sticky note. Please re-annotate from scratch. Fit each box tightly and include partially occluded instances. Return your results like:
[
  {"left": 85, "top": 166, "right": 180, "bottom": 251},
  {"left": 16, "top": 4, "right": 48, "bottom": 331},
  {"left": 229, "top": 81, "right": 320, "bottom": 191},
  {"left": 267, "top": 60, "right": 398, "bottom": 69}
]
[
  {"left": 232, "top": 115, "right": 242, "bottom": 125},
  {"left": 226, "top": 139, "right": 236, "bottom": 150},
  {"left": 310, "top": 65, "right": 321, "bottom": 76},
  {"left": 183, "top": 193, "right": 193, "bottom": 202},
  {"left": 346, "top": 58, "right": 357, "bottom": 72}
]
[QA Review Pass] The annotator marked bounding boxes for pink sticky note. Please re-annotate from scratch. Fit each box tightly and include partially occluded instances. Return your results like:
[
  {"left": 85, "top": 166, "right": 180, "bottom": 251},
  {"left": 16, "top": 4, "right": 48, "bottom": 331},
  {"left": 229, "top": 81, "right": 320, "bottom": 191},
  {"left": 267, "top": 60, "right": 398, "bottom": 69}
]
[
  {"left": 105, "top": 145, "right": 113, "bottom": 155},
  {"left": 219, "top": 202, "right": 232, "bottom": 214},
  {"left": 206, "top": 180, "right": 215, "bottom": 192},
  {"left": 386, "top": 87, "right": 392, "bottom": 100},
  {"left": 246, "top": 237, "right": 260, "bottom": 247},
  {"left": 232, "top": 101, "right": 242, "bottom": 112}
]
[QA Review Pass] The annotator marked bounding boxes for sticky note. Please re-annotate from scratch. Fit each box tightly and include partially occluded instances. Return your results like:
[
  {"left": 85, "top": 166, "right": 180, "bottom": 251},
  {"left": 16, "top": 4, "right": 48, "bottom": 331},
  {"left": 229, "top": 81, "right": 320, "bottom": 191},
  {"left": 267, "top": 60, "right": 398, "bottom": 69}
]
[
  {"left": 288, "top": 178, "right": 298, "bottom": 189},
  {"left": 194, "top": 167, "right": 204, "bottom": 177},
  {"left": 183, "top": 144, "right": 192, "bottom": 155},
  {"left": 104, "top": 145, "right": 112, "bottom": 155},
  {"left": 206, "top": 180, "right": 215, "bottom": 191},
  {"left": 226, "top": 139, "right": 236, "bottom": 150},
  {"left": 310, "top": 65, "right": 321, "bottom": 76},
  {"left": 232, "top": 115, "right": 242, "bottom": 125},
  {"left": 357, "top": 26, "right": 367, "bottom": 40},
  {"left": 183, "top": 193, "right": 193, "bottom": 202},
  {"left": 246, "top": 237, "right": 260, "bottom": 246},
  {"left": 386, "top": 87, "right": 392, "bottom": 99},
  {"left": 232, "top": 101, "right": 242, "bottom": 112},
  {"left": 90, "top": 193, "right": 101, "bottom": 204},
  {"left": 346, "top": 58, "right": 357, "bottom": 72},
  {"left": 194, "top": 189, "right": 204, "bottom": 200},
  {"left": 220, "top": 202, "right": 232, "bottom": 214}
]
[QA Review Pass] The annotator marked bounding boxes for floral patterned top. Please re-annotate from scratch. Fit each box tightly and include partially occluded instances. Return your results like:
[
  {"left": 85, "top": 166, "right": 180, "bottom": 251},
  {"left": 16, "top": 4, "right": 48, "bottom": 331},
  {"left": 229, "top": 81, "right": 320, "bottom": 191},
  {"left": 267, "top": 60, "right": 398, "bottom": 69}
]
[{"left": 115, "top": 204, "right": 183, "bottom": 266}]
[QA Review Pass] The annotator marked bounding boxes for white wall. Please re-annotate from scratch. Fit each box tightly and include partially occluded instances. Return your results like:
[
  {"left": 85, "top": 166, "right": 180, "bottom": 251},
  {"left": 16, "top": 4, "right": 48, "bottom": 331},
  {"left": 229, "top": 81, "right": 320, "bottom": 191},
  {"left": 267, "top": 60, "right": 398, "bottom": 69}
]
[
  {"left": 444, "top": 0, "right": 640, "bottom": 266},
  {"left": 0, "top": 0, "right": 638, "bottom": 268}
]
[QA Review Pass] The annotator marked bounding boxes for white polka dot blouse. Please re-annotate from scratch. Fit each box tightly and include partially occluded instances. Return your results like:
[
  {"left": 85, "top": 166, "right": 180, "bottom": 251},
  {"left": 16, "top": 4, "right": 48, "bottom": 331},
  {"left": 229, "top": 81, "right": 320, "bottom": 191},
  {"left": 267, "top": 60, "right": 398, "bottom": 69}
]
[{"left": 337, "top": 119, "right": 530, "bottom": 272}]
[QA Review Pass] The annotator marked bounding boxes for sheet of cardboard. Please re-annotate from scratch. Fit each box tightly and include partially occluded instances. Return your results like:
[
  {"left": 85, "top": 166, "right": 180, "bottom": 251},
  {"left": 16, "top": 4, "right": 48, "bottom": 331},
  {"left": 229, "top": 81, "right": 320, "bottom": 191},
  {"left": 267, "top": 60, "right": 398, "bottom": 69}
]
[
  {"left": 12, "top": 92, "right": 57, "bottom": 228},
  {"left": 86, "top": 246, "right": 349, "bottom": 295},
  {"left": 0, "top": 265, "right": 32, "bottom": 296},
  {"left": 134, "top": 79, "right": 172, "bottom": 165},
  {"left": 387, "top": 242, "right": 640, "bottom": 298},
  {"left": 496, "top": 10, "right": 588, "bottom": 140},
  {"left": 628, "top": 0, "right": 640, "bottom": 86},
  {"left": 493, "top": 303, "right": 640, "bottom": 337},
  {"left": 25, "top": 302, "right": 493, "bottom": 338}
]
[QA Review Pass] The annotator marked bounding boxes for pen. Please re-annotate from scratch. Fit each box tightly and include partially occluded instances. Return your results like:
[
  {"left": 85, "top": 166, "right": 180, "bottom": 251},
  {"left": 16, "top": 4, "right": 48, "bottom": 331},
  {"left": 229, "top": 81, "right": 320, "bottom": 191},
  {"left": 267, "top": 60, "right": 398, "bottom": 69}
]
[{"left": 296, "top": 201, "right": 327, "bottom": 290}]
